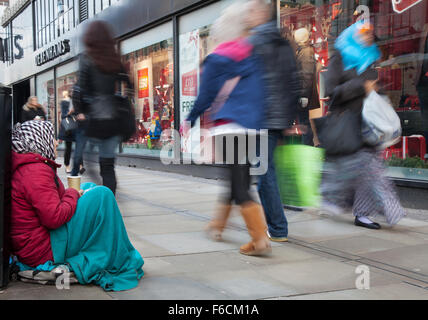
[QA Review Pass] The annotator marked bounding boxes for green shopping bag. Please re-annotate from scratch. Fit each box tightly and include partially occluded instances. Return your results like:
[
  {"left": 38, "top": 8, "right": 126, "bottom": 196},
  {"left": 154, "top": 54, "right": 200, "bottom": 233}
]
[{"left": 274, "top": 144, "right": 325, "bottom": 208}]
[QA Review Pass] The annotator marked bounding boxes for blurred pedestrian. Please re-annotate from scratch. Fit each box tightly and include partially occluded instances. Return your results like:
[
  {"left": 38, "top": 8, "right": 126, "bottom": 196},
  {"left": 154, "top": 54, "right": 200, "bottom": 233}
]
[
  {"left": 74, "top": 20, "right": 131, "bottom": 195},
  {"left": 246, "top": 0, "right": 301, "bottom": 242},
  {"left": 184, "top": 1, "right": 271, "bottom": 256},
  {"left": 293, "top": 27, "right": 321, "bottom": 146},
  {"left": 57, "top": 91, "right": 75, "bottom": 174},
  {"left": 320, "top": 21, "right": 405, "bottom": 229},
  {"left": 21, "top": 96, "right": 46, "bottom": 122},
  {"left": 70, "top": 83, "right": 88, "bottom": 177}
]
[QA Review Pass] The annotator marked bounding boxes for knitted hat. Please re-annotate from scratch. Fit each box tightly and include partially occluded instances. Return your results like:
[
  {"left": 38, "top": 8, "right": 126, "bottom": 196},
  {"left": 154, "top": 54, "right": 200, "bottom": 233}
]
[{"left": 294, "top": 28, "right": 310, "bottom": 45}]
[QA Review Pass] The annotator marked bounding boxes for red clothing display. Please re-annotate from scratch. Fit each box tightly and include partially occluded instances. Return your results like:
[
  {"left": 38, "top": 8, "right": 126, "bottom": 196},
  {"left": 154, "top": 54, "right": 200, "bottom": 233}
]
[{"left": 11, "top": 151, "right": 79, "bottom": 267}]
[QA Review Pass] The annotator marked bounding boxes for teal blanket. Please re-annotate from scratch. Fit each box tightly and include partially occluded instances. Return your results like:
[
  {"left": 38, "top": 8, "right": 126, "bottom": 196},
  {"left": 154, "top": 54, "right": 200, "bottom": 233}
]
[{"left": 50, "top": 182, "right": 144, "bottom": 291}]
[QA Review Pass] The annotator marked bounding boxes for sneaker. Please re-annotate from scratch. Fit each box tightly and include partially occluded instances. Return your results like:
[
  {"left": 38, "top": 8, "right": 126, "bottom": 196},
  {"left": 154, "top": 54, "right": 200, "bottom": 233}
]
[
  {"left": 266, "top": 230, "right": 288, "bottom": 242},
  {"left": 18, "top": 265, "right": 78, "bottom": 285}
]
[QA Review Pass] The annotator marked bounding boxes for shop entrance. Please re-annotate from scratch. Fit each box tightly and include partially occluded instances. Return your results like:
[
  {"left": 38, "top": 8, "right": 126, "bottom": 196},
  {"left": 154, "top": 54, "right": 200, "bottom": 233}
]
[{"left": 12, "top": 79, "right": 30, "bottom": 124}]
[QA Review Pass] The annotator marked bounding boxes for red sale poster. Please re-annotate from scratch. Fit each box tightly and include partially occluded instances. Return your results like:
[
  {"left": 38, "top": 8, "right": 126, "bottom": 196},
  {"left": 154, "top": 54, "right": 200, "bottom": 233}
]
[
  {"left": 138, "top": 68, "right": 149, "bottom": 99},
  {"left": 182, "top": 69, "right": 198, "bottom": 97}
]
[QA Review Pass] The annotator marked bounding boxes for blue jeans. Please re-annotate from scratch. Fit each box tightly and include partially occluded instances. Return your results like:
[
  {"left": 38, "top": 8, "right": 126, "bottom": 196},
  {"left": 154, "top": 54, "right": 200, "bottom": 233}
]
[
  {"left": 257, "top": 130, "right": 288, "bottom": 237},
  {"left": 89, "top": 135, "right": 121, "bottom": 159},
  {"left": 71, "top": 126, "right": 89, "bottom": 176}
]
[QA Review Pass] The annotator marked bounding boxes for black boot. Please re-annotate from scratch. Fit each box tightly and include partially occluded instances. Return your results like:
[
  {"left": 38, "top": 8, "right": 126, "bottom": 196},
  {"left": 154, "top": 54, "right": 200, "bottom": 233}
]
[{"left": 99, "top": 157, "right": 117, "bottom": 195}]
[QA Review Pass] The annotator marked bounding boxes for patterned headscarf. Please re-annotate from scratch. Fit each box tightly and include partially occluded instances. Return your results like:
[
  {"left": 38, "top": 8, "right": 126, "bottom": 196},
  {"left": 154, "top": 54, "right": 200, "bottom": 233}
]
[{"left": 12, "top": 121, "right": 56, "bottom": 160}]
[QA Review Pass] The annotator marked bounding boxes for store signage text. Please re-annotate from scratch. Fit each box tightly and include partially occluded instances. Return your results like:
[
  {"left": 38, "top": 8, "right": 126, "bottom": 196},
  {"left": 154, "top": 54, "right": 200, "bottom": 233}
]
[
  {"left": 35, "top": 39, "right": 70, "bottom": 66},
  {"left": 0, "top": 35, "right": 24, "bottom": 62},
  {"left": 392, "top": 0, "right": 423, "bottom": 14}
]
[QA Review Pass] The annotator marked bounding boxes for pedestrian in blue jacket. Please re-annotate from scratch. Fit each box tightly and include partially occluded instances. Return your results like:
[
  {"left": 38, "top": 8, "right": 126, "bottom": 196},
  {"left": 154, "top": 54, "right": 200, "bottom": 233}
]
[{"left": 184, "top": 1, "right": 271, "bottom": 256}]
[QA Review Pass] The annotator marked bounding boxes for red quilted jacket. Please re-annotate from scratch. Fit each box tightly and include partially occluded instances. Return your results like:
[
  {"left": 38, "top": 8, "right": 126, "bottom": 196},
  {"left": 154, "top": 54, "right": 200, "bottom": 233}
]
[{"left": 11, "top": 151, "right": 80, "bottom": 267}]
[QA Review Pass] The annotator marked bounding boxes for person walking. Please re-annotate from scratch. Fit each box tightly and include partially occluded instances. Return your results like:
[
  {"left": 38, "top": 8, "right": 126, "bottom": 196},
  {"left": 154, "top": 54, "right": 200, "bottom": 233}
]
[
  {"left": 184, "top": 1, "right": 271, "bottom": 256},
  {"left": 245, "top": 0, "right": 301, "bottom": 242},
  {"left": 21, "top": 96, "right": 46, "bottom": 122},
  {"left": 57, "top": 91, "right": 75, "bottom": 174},
  {"left": 320, "top": 21, "right": 405, "bottom": 229},
  {"left": 74, "top": 21, "right": 131, "bottom": 195},
  {"left": 294, "top": 27, "right": 321, "bottom": 146}
]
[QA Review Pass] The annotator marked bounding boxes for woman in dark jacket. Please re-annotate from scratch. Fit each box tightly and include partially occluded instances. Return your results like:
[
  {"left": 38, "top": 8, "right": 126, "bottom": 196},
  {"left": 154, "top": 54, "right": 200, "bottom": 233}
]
[
  {"left": 320, "top": 21, "right": 405, "bottom": 229},
  {"left": 21, "top": 96, "right": 46, "bottom": 123},
  {"left": 74, "top": 21, "right": 131, "bottom": 195},
  {"left": 57, "top": 90, "right": 75, "bottom": 174}
]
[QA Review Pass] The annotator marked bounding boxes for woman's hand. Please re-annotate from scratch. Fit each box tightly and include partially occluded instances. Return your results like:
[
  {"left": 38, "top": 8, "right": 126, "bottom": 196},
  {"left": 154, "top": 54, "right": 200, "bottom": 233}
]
[
  {"left": 76, "top": 113, "right": 86, "bottom": 121},
  {"left": 79, "top": 190, "right": 85, "bottom": 197},
  {"left": 283, "top": 124, "right": 308, "bottom": 136},
  {"left": 364, "top": 80, "right": 378, "bottom": 95}
]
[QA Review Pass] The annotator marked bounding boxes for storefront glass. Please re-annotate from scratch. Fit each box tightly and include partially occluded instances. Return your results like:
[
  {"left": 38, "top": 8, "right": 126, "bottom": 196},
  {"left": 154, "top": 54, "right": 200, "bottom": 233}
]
[
  {"left": 56, "top": 60, "right": 78, "bottom": 137},
  {"left": 120, "top": 22, "right": 174, "bottom": 157},
  {"left": 36, "top": 70, "right": 55, "bottom": 131},
  {"left": 279, "top": 0, "right": 428, "bottom": 180},
  {"left": 179, "top": 0, "right": 234, "bottom": 161}
]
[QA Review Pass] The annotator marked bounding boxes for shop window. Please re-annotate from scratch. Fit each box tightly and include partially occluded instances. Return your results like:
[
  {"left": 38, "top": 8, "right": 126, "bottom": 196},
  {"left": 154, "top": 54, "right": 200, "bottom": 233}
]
[
  {"left": 36, "top": 70, "right": 55, "bottom": 133},
  {"left": 56, "top": 61, "right": 79, "bottom": 138},
  {"left": 279, "top": 0, "right": 428, "bottom": 180},
  {"left": 178, "top": 0, "right": 234, "bottom": 161},
  {"left": 120, "top": 22, "right": 174, "bottom": 157}
]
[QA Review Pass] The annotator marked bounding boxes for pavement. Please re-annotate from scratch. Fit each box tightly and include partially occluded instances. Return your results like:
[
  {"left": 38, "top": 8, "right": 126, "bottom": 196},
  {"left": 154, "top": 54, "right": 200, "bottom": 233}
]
[{"left": 1, "top": 160, "right": 428, "bottom": 300}]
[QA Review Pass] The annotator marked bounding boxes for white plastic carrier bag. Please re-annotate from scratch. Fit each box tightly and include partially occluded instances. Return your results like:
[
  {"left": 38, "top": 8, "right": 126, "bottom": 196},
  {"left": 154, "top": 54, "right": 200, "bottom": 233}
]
[{"left": 361, "top": 90, "right": 402, "bottom": 150}]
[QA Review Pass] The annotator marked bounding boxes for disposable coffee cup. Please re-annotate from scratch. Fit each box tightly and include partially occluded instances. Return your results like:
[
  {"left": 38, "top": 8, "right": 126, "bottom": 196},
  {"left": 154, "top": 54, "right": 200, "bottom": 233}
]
[{"left": 67, "top": 176, "right": 81, "bottom": 191}]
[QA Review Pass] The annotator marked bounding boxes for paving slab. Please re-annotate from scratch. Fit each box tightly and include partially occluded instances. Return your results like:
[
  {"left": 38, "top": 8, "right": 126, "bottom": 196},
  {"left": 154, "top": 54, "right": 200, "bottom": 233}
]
[
  {"left": 315, "top": 236, "right": 409, "bottom": 255},
  {"left": 287, "top": 218, "right": 367, "bottom": 243},
  {"left": 123, "top": 214, "right": 206, "bottom": 235},
  {"left": 107, "top": 276, "right": 232, "bottom": 300},
  {"left": 256, "top": 258, "right": 401, "bottom": 295},
  {"left": 196, "top": 269, "right": 298, "bottom": 299},
  {"left": 360, "top": 244, "right": 428, "bottom": 276},
  {"left": 282, "top": 283, "right": 428, "bottom": 300},
  {"left": 141, "top": 252, "right": 257, "bottom": 278},
  {"left": 138, "top": 230, "right": 254, "bottom": 255},
  {"left": 0, "top": 281, "right": 110, "bottom": 300}
]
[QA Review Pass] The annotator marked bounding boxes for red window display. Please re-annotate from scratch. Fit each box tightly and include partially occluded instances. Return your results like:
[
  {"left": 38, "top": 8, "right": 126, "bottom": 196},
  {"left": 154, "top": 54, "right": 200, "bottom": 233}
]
[{"left": 280, "top": 0, "right": 428, "bottom": 164}]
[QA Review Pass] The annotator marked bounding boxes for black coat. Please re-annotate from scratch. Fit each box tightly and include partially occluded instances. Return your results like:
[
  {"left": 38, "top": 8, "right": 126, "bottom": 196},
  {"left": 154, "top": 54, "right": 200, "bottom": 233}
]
[
  {"left": 249, "top": 22, "right": 301, "bottom": 130},
  {"left": 325, "top": 50, "right": 378, "bottom": 115},
  {"left": 58, "top": 100, "right": 76, "bottom": 142},
  {"left": 21, "top": 104, "right": 46, "bottom": 123},
  {"left": 324, "top": 50, "right": 378, "bottom": 153},
  {"left": 76, "top": 54, "right": 130, "bottom": 139},
  {"left": 296, "top": 44, "right": 320, "bottom": 109}
]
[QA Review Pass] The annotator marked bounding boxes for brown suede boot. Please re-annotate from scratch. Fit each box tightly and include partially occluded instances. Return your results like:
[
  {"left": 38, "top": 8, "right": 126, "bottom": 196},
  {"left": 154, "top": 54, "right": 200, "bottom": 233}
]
[
  {"left": 239, "top": 202, "right": 272, "bottom": 256},
  {"left": 205, "top": 203, "right": 232, "bottom": 241}
]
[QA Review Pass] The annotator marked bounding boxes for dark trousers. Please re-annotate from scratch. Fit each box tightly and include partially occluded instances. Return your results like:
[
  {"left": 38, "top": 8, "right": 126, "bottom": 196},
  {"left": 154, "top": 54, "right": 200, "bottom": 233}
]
[
  {"left": 64, "top": 141, "right": 73, "bottom": 167},
  {"left": 257, "top": 130, "right": 288, "bottom": 237},
  {"left": 217, "top": 134, "right": 254, "bottom": 205},
  {"left": 71, "top": 126, "right": 88, "bottom": 176}
]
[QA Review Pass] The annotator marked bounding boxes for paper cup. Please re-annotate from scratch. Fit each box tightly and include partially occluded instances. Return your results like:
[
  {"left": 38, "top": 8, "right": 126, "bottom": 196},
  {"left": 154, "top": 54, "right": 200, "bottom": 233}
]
[{"left": 67, "top": 176, "right": 81, "bottom": 191}]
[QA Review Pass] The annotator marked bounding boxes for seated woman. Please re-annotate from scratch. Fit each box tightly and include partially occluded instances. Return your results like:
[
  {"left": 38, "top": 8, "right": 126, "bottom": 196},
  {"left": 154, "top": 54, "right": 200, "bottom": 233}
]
[{"left": 10, "top": 120, "right": 144, "bottom": 291}]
